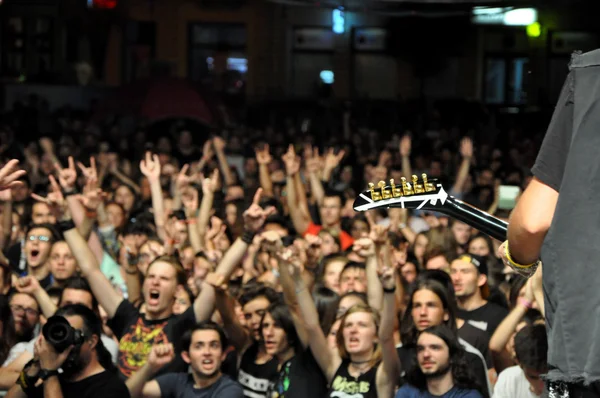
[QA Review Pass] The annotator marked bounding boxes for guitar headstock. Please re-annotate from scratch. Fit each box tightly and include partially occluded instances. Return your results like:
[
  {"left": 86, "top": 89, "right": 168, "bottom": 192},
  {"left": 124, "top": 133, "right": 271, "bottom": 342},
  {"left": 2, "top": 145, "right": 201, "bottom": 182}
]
[{"left": 353, "top": 173, "right": 450, "bottom": 212}]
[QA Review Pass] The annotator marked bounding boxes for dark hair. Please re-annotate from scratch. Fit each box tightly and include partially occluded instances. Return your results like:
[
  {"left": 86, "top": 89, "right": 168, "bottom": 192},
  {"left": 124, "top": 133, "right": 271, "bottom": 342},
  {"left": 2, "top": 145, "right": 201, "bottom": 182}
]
[
  {"left": 341, "top": 261, "right": 366, "bottom": 275},
  {"left": 323, "top": 189, "right": 344, "bottom": 205},
  {"left": 0, "top": 296, "right": 17, "bottom": 364},
  {"left": 146, "top": 255, "right": 187, "bottom": 285},
  {"left": 260, "top": 303, "right": 301, "bottom": 354},
  {"left": 401, "top": 279, "right": 457, "bottom": 346},
  {"left": 121, "top": 221, "right": 154, "bottom": 238},
  {"left": 238, "top": 283, "right": 281, "bottom": 308},
  {"left": 508, "top": 276, "right": 527, "bottom": 309},
  {"left": 422, "top": 246, "right": 451, "bottom": 268},
  {"left": 59, "top": 276, "right": 99, "bottom": 311},
  {"left": 406, "top": 325, "right": 484, "bottom": 395},
  {"left": 182, "top": 321, "right": 228, "bottom": 352},
  {"left": 514, "top": 324, "right": 548, "bottom": 372},
  {"left": 55, "top": 304, "right": 116, "bottom": 374},
  {"left": 313, "top": 286, "right": 340, "bottom": 334}
]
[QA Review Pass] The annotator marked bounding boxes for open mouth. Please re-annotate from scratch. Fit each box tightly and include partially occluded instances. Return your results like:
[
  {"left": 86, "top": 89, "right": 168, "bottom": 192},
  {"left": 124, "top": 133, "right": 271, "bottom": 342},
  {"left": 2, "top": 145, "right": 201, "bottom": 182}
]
[
  {"left": 202, "top": 359, "right": 214, "bottom": 365},
  {"left": 30, "top": 250, "right": 40, "bottom": 261},
  {"left": 148, "top": 290, "right": 160, "bottom": 304}
]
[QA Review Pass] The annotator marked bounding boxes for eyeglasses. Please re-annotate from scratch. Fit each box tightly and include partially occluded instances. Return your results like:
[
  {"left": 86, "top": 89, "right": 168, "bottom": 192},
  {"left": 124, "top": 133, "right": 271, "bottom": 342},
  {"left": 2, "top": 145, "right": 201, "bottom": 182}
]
[
  {"left": 10, "top": 304, "right": 39, "bottom": 317},
  {"left": 27, "top": 235, "right": 51, "bottom": 242}
]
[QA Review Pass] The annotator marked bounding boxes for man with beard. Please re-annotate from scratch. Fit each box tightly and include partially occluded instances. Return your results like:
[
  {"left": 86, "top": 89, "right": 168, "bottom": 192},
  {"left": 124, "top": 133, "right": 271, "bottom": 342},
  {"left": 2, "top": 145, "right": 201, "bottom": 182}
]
[
  {"left": 8, "top": 292, "right": 40, "bottom": 344},
  {"left": 6, "top": 304, "right": 129, "bottom": 398},
  {"left": 396, "top": 325, "right": 483, "bottom": 398},
  {"left": 126, "top": 321, "right": 243, "bottom": 397}
]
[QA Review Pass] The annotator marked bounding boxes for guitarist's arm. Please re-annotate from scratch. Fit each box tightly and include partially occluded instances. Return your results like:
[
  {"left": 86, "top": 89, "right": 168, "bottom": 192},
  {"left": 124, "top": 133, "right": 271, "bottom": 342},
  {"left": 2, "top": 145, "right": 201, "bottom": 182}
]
[{"left": 505, "top": 177, "right": 557, "bottom": 265}]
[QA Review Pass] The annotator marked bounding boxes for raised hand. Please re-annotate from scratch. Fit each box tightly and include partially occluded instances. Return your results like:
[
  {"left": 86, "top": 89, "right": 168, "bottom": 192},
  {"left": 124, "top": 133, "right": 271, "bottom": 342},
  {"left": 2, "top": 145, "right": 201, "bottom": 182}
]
[
  {"left": 399, "top": 135, "right": 411, "bottom": 157},
  {"left": 281, "top": 144, "right": 300, "bottom": 176},
  {"left": 76, "top": 181, "right": 106, "bottom": 211},
  {"left": 243, "top": 188, "right": 276, "bottom": 233},
  {"left": 201, "top": 140, "right": 215, "bottom": 162},
  {"left": 378, "top": 265, "right": 395, "bottom": 291},
  {"left": 255, "top": 144, "right": 272, "bottom": 165},
  {"left": 304, "top": 146, "right": 322, "bottom": 174},
  {"left": 205, "top": 216, "right": 226, "bottom": 242},
  {"left": 139, "top": 152, "right": 161, "bottom": 182},
  {"left": 14, "top": 275, "right": 41, "bottom": 295},
  {"left": 181, "top": 186, "right": 199, "bottom": 214},
  {"left": 323, "top": 148, "right": 345, "bottom": 170},
  {"left": 147, "top": 343, "right": 175, "bottom": 372},
  {"left": 460, "top": 137, "right": 473, "bottom": 159},
  {"left": 0, "top": 159, "right": 25, "bottom": 192},
  {"left": 76, "top": 157, "right": 98, "bottom": 188},
  {"left": 212, "top": 136, "right": 226, "bottom": 152},
  {"left": 201, "top": 169, "right": 219, "bottom": 195},
  {"left": 31, "top": 175, "right": 66, "bottom": 219},
  {"left": 176, "top": 164, "right": 200, "bottom": 189},
  {"left": 366, "top": 211, "right": 389, "bottom": 246},
  {"left": 353, "top": 237, "right": 376, "bottom": 258},
  {"left": 55, "top": 156, "right": 77, "bottom": 191}
]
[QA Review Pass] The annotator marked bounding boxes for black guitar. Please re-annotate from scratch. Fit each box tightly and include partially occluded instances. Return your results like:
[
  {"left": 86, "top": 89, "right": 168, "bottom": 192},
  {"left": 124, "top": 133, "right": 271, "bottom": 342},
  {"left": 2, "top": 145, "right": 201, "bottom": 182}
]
[{"left": 352, "top": 174, "right": 508, "bottom": 241}]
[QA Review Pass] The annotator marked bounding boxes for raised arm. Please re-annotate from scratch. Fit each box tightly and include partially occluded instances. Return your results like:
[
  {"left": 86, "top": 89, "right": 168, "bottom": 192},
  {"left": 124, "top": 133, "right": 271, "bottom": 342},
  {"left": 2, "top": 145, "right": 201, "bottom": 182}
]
[
  {"left": 399, "top": 135, "right": 412, "bottom": 179},
  {"left": 255, "top": 144, "right": 274, "bottom": 198},
  {"left": 452, "top": 137, "right": 473, "bottom": 194},
  {"left": 140, "top": 152, "right": 167, "bottom": 241},
  {"left": 63, "top": 223, "right": 123, "bottom": 317},
  {"left": 197, "top": 169, "right": 219, "bottom": 242},
  {"left": 212, "top": 137, "right": 235, "bottom": 187},
  {"left": 126, "top": 344, "right": 174, "bottom": 398},
  {"left": 322, "top": 148, "right": 345, "bottom": 184},
  {"left": 305, "top": 146, "right": 325, "bottom": 207},
  {"left": 283, "top": 146, "right": 310, "bottom": 235},
  {"left": 377, "top": 266, "right": 402, "bottom": 397}
]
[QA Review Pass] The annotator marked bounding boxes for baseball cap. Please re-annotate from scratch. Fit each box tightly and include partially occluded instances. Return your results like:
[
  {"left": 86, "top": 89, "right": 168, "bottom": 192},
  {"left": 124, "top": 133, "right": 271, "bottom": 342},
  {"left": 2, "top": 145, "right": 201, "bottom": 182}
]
[{"left": 456, "top": 253, "right": 490, "bottom": 299}]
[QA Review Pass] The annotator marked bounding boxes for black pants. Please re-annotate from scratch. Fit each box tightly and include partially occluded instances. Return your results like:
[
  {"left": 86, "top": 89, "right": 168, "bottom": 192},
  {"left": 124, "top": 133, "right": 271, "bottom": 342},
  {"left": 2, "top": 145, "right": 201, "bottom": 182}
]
[{"left": 546, "top": 381, "right": 600, "bottom": 398}]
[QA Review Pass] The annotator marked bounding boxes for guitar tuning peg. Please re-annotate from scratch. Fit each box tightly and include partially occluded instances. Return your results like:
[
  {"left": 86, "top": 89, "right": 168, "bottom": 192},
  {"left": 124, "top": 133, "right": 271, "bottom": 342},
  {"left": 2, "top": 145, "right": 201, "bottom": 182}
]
[
  {"left": 379, "top": 181, "right": 391, "bottom": 199},
  {"left": 422, "top": 173, "right": 435, "bottom": 192},
  {"left": 412, "top": 175, "right": 424, "bottom": 194},
  {"left": 391, "top": 178, "right": 403, "bottom": 198},
  {"left": 369, "top": 182, "right": 382, "bottom": 201},
  {"left": 401, "top": 177, "right": 414, "bottom": 196}
]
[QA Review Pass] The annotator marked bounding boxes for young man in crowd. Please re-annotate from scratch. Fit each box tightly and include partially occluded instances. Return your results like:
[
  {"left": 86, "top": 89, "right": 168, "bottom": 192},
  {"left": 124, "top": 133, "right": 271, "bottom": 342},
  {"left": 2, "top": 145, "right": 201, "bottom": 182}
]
[
  {"left": 450, "top": 254, "right": 508, "bottom": 338},
  {"left": 21, "top": 224, "right": 56, "bottom": 289},
  {"left": 396, "top": 325, "right": 484, "bottom": 398},
  {"left": 493, "top": 324, "right": 548, "bottom": 398},
  {"left": 126, "top": 321, "right": 243, "bottom": 397}
]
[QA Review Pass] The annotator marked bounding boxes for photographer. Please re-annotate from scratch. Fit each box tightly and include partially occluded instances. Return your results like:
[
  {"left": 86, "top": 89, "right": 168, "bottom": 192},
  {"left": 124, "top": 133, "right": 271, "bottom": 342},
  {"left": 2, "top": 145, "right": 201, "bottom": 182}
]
[{"left": 6, "top": 304, "right": 129, "bottom": 398}]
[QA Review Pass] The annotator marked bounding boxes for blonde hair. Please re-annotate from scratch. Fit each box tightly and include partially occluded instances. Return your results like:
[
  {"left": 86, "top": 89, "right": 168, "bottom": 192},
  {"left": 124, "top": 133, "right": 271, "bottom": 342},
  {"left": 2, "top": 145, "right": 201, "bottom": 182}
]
[{"left": 336, "top": 304, "right": 382, "bottom": 369}]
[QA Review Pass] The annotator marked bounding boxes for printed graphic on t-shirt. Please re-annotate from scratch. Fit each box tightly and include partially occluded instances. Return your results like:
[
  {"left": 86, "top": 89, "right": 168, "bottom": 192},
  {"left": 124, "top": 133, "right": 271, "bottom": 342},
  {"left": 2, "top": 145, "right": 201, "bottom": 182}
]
[
  {"left": 330, "top": 375, "right": 371, "bottom": 397},
  {"left": 118, "top": 318, "right": 169, "bottom": 377},
  {"left": 238, "top": 369, "right": 270, "bottom": 397},
  {"left": 467, "top": 320, "right": 488, "bottom": 332}
]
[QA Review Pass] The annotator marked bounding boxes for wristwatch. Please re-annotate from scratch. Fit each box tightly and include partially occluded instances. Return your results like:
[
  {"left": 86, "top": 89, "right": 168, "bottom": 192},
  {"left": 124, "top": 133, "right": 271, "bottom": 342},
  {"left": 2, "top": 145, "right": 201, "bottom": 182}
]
[{"left": 38, "top": 369, "right": 60, "bottom": 381}]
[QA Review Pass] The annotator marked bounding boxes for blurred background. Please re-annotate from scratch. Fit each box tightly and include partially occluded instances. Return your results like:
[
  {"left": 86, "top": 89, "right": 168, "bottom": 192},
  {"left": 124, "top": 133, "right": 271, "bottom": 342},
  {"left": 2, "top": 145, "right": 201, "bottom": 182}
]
[{"left": 0, "top": 0, "right": 595, "bottom": 139}]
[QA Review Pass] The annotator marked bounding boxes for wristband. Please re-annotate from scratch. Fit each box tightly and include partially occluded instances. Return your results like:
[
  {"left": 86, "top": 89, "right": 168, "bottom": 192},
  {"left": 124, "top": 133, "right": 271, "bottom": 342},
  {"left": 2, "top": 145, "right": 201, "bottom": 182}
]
[
  {"left": 186, "top": 218, "right": 197, "bottom": 225},
  {"left": 241, "top": 230, "right": 256, "bottom": 245},
  {"left": 505, "top": 242, "right": 540, "bottom": 277},
  {"left": 518, "top": 298, "right": 533, "bottom": 309},
  {"left": 57, "top": 219, "right": 76, "bottom": 233},
  {"left": 383, "top": 286, "right": 396, "bottom": 294},
  {"left": 18, "top": 359, "right": 39, "bottom": 393},
  {"left": 124, "top": 267, "right": 139, "bottom": 275},
  {"left": 85, "top": 209, "right": 98, "bottom": 219},
  {"left": 62, "top": 188, "right": 79, "bottom": 197}
]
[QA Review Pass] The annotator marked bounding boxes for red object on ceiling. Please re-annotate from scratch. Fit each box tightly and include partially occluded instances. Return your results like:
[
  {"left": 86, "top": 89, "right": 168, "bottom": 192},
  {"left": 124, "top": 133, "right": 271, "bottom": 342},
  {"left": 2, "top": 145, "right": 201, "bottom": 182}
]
[
  {"left": 93, "top": 77, "right": 215, "bottom": 125},
  {"left": 91, "top": 0, "right": 118, "bottom": 9}
]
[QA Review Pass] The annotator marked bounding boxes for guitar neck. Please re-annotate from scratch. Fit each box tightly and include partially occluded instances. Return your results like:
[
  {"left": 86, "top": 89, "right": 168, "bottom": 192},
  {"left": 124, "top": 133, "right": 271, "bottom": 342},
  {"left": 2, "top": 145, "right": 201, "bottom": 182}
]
[{"left": 443, "top": 197, "right": 508, "bottom": 241}]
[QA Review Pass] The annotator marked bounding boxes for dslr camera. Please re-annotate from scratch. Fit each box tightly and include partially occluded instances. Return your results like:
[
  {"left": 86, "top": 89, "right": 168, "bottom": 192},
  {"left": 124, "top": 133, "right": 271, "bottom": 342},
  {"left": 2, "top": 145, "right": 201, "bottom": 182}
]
[{"left": 42, "top": 315, "right": 85, "bottom": 352}]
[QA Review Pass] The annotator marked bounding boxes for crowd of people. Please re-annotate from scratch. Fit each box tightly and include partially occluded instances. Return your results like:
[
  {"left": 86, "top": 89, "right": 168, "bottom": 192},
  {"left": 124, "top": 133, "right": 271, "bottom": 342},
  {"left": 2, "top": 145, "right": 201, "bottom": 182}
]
[{"left": 0, "top": 97, "right": 551, "bottom": 397}]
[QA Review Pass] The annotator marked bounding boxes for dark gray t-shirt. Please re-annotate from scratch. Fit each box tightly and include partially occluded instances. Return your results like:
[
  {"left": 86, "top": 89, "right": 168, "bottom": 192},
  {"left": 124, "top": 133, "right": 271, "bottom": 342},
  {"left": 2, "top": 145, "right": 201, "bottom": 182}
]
[
  {"left": 531, "top": 49, "right": 600, "bottom": 384},
  {"left": 156, "top": 373, "right": 244, "bottom": 398}
]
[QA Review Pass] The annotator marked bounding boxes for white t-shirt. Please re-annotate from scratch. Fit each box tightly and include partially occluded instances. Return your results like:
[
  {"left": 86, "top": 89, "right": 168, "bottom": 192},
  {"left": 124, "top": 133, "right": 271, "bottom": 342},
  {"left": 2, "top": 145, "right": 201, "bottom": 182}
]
[{"left": 493, "top": 365, "right": 539, "bottom": 398}]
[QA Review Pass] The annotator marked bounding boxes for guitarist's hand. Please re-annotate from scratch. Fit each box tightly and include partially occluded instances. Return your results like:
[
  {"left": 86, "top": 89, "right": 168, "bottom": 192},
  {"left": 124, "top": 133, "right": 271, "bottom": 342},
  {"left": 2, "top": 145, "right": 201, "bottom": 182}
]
[{"left": 497, "top": 240, "right": 538, "bottom": 278}]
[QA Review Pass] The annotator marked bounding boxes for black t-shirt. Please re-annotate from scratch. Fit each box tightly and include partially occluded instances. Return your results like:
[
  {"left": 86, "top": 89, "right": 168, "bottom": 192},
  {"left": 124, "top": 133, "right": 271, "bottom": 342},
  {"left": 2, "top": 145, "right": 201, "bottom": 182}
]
[
  {"left": 328, "top": 358, "right": 380, "bottom": 398},
  {"left": 457, "top": 302, "right": 508, "bottom": 338},
  {"left": 238, "top": 342, "right": 279, "bottom": 398},
  {"left": 25, "top": 370, "right": 130, "bottom": 398},
  {"left": 458, "top": 322, "right": 493, "bottom": 369},
  {"left": 266, "top": 349, "right": 328, "bottom": 398},
  {"left": 397, "top": 345, "right": 490, "bottom": 398},
  {"left": 107, "top": 299, "right": 196, "bottom": 378},
  {"left": 156, "top": 373, "right": 243, "bottom": 398}
]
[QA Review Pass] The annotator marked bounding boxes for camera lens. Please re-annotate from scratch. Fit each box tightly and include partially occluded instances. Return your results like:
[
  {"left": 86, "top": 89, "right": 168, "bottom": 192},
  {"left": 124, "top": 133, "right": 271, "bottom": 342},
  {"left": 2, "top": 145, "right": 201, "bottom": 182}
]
[{"left": 43, "top": 316, "right": 75, "bottom": 353}]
